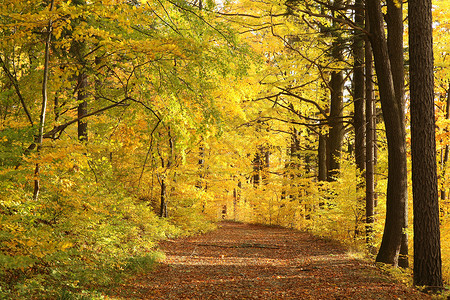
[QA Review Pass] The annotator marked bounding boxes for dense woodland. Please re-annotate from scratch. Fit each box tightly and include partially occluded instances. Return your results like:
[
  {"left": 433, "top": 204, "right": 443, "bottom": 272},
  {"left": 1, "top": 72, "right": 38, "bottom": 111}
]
[{"left": 0, "top": 0, "right": 449, "bottom": 298}]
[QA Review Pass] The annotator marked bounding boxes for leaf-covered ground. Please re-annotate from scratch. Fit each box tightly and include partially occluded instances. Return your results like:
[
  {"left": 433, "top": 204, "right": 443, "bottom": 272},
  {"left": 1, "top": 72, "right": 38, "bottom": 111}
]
[{"left": 108, "top": 222, "right": 430, "bottom": 299}]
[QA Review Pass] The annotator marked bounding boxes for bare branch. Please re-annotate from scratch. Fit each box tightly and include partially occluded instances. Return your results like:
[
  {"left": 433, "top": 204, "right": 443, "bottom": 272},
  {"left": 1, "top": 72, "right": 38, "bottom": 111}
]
[
  {"left": 0, "top": 56, "right": 34, "bottom": 126},
  {"left": 43, "top": 97, "right": 129, "bottom": 139},
  {"left": 275, "top": 86, "right": 328, "bottom": 118}
]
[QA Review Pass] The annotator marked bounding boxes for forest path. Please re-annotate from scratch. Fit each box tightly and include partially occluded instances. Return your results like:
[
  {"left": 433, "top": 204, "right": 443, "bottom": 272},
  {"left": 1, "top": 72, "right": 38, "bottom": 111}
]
[{"left": 109, "top": 221, "right": 429, "bottom": 299}]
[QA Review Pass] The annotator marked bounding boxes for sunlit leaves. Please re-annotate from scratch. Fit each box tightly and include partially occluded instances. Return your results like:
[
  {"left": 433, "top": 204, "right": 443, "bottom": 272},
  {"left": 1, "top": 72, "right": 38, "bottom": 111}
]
[{"left": 0, "top": 0, "right": 256, "bottom": 297}]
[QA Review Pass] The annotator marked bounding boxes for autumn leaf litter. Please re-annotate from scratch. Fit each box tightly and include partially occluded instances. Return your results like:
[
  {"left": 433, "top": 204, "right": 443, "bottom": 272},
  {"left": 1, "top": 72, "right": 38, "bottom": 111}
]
[{"left": 109, "top": 222, "right": 430, "bottom": 299}]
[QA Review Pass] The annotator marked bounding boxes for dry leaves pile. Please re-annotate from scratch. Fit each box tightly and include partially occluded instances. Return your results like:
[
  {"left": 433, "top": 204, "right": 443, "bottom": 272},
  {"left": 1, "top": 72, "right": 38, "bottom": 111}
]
[{"left": 109, "top": 222, "right": 429, "bottom": 299}]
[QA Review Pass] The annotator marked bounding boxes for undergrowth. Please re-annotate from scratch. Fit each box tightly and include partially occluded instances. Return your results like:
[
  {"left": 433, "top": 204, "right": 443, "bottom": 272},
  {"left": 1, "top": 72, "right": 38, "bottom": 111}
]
[{"left": 0, "top": 142, "right": 216, "bottom": 299}]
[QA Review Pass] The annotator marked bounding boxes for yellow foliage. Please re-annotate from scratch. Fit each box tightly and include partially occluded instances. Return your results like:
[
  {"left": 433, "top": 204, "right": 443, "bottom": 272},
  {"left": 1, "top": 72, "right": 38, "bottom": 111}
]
[{"left": 1, "top": 0, "right": 450, "bottom": 297}]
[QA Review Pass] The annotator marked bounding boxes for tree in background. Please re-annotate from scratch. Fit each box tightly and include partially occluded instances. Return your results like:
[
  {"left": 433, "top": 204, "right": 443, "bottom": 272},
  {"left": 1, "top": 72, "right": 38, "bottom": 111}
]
[
  {"left": 1, "top": 0, "right": 450, "bottom": 297},
  {"left": 0, "top": 0, "right": 252, "bottom": 297}
]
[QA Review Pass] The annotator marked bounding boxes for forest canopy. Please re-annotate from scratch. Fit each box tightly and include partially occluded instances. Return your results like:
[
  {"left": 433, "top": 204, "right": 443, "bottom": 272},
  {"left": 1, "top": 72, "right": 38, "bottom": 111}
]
[{"left": 0, "top": 0, "right": 449, "bottom": 297}]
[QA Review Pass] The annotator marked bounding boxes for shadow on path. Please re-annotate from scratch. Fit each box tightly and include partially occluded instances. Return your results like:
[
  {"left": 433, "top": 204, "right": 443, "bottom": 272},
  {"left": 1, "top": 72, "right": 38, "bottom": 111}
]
[{"left": 108, "top": 222, "right": 429, "bottom": 299}]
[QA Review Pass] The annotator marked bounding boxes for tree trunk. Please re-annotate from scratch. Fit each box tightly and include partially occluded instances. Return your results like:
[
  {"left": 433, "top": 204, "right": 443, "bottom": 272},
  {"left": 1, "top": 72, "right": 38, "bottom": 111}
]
[
  {"left": 318, "top": 133, "right": 327, "bottom": 181},
  {"left": 160, "top": 177, "right": 168, "bottom": 218},
  {"left": 327, "top": 62, "right": 344, "bottom": 182},
  {"left": 366, "top": 0, "right": 408, "bottom": 267},
  {"left": 77, "top": 73, "right": 88, "bottom": 141},
  {"left": 440, "top": 84, "right": 450, "bottom": 202},
  {"left": 351, "top": 0, "right": 366, "bottom": 239},
  {"left": 326, "top": 0, "right": 345, "bottom": 182},
  {"left": 288, "top": 129, "right": 301, "bottom": 201},
  {"left": 196, "top": 145, "right": 205, "bottom": 189},
  {"left": 386, "top": 0, "right": 408, "bottom": 268},
  {"left": 409, "top": 0, "right": 443, "bottom": 289},
  {"left": 290, "top": 128, "right": 300, "bottom": 167},
  {"left": 233, "top": 179, "right": 242, "bottom": 221},
  {"left": 365, "top": 29, "right": 375, "bottom": 248},
  {"left": 252, "top": 152, "right": 261, "bottom": 187},
  {"left": 33, "top": 0, "right": 55, "bottom": 201},
  {"left": 353, "top": 0, "right": 365, "bottom": 173},
  {"left": 70, "top": 0, "right": 89, "bottom": 142},
  {"left": 159, "top": 129, "right": 174, "bottom": 218},
  {"left": 262, "top": 149, "right": 270, "bottom": 185}
]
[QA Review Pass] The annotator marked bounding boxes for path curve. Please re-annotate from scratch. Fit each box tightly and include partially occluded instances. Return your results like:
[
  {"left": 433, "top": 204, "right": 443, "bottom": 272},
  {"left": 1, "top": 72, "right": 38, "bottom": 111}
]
[{"left": 110, "top": 222, "right": 429, "bottom": 299}]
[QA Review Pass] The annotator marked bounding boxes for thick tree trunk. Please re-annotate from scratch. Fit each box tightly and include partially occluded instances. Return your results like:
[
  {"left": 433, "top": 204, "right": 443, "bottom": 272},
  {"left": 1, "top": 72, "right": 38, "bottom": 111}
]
[
  {"left": 326, "top": 0, "right": 345, "bottom": 182},
  {"left": 353, "top": 0, "right": 365, "bottom": 173},
  {"left": 366, "top": 0, "right": 408, "bottom": 267},
  {"left": 327, "top": 67, "right": 344, "bottom": 181},
  {"left": 409, "top": 0, "right": 443, "bottom": 289},
  {"left": 352, "top": 0, "right": 366, "bottom": 239},
  {"left": 386, "top": 1, "right": 405, "bottom": 115},
  {"left": 386, "top": 0, "right": 408, "bottom": 268}
]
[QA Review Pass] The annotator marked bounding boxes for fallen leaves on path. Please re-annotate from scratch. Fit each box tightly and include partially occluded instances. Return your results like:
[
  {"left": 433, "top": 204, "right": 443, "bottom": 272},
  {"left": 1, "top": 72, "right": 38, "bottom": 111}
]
[{"left": 109, "top": 222, "right": 430, "bottom": 299}]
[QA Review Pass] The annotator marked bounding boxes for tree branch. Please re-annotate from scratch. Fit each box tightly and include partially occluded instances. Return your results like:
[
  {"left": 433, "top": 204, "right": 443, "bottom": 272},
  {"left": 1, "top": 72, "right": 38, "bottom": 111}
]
[
  {"left": 0, "top": 56, "right": 34, "bottom": 126},
  {"left": 43, "top": 97, "right": 129, "bottom": 139}
]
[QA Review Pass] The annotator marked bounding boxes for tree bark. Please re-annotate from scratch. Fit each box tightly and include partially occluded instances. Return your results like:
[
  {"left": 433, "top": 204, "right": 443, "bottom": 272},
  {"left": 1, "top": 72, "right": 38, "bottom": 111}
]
[
  {"left": 233, "top": 179, "right": 242, "bottom": 220},
  {"left": 159, "top": 129, "right": 174, "bottom": 218},
  {"left": 352, "top": 0, "right": 365, "bottom": 173},
  {"left": 71, "top": 0, "right": 89, "bottom": 142},
  {"left": 351, "top": 0, "right": 366, "bottom": 239},
  {"left": 440, "top": 84, "right": 450, "bottom": 202},
  {"left": 160, "top": 177, "right": 168, "bottom": 218},
  {"left": 77, "top": 73, "right": 88, "bottom": 141},
  {"left": 386, "top": 0, "right": 408, "bottom": 269},
  {"left": 252, "top": 151, "right": 261, "bottom": 187},
  {"left": 366, "top": 0, "right": 408, "bottom": 267},
  {"left": 365, "top": 29, "right": 375, "bottom": 248},
  {"left": 327, "top": 60, "right": 344, "bottom": 181},
  {"left": 33, "top": 0, "right": 55, "bottom": 201},
  {"left": 409, "top": 0, "right": 443, "bottom": 289},
  {"left": 195, "top": 145, "right": 205, "bottom": 189},
  {"left": 318, "top": 133, "right": 327, "bottom": 181},
  {"left": 262, "top": 149, "right": 270, "bottom": 185},
  {"left": 326, "top": 0, "right": 345, "bottom": 182}
]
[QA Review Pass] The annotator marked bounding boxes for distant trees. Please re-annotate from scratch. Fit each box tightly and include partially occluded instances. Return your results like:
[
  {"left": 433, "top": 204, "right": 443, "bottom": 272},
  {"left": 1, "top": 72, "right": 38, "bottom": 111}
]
[
  {"left": 0, "top": 0, "right": 449, "bottom": 296},
  {"left": 0, "top": 0, "right": 251, "bottom": 297},
  {"left": 200, "top": 0, "right": 447, "bottom": 289}
]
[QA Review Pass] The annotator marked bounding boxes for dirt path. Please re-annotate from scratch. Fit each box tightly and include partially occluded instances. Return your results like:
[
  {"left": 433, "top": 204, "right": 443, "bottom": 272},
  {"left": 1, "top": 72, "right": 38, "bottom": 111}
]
[{"left": 109, "top": 222, "right": 429, "bottom": 299}]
